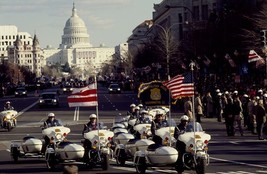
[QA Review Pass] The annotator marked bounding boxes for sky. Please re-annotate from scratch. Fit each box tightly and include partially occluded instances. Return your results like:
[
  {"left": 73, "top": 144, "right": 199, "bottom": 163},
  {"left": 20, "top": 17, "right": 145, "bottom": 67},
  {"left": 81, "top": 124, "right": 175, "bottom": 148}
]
[{"left": 0, "top": 0, "right": 162, "bottom": 49}]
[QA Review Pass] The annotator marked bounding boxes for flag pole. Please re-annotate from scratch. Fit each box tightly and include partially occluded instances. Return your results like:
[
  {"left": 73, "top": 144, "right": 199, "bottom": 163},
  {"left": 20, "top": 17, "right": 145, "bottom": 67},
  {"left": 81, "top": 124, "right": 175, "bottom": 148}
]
[
  {"left": 167, "top": 74, "right": 172, "bottom": 146},
  {"left": 189, "top": 61, "right": 196, "bottom": 153},
  {"left": 94, "top": 75, "right": 100, "bottom": 150}
]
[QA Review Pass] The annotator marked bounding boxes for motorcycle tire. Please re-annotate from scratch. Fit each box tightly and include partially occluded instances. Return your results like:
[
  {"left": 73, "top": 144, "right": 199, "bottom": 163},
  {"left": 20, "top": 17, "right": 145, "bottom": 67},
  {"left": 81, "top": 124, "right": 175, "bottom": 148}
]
[
  {"left": 11, "top": 147, "right": 19, "bottom": 162},
  {"left": 45, "top": 153, "right": 56, "bottom": 171},
  {"left": 116, "top": 149, "right": 126, "bottom": 166},
  {"left": 101, "top": 153, "right": 109, "bottom": 170},
  {"left": 196, "top": 158, "right": 206, "bottom": 174},
  {"left": 135, "top": 157, "right": 146, "bottom": 174},
  {"left": 7, "top": 122, "right": 12, "bottom": 132}
]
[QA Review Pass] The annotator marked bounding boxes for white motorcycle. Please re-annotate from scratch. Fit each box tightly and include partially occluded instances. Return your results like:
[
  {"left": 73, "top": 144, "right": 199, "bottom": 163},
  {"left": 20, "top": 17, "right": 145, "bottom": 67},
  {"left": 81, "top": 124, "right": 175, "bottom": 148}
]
[
  {"left": 0, "top": 110, "right": 17, "bottom": 131},
  {"left": 43, "top": 126, "right": 85, "bottom": 170},
  {"left": 177, "top": 122, "right": 211, "bottom": 174},
  {"left": 114, "top": 122, "right": 154, "bottom": 166},
  {"left": 133, "top": 125, "right": 179, "bottom": 174},
  {"left": 10, "top": 135, "right": 44, "bottom": 162},
  {"left": 83, "top": 129, "right": 114, "bottom": 170}
]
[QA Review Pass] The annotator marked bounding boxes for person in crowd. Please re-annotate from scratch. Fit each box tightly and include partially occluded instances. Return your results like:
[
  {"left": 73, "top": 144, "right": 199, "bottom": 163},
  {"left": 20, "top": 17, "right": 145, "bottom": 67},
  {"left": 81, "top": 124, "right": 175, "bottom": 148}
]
[
  {"left": 232, "top": 93, "right": 244, "bottom": 136},
  {"left": 184, "top": 97, "right": 193, "bottom": 121},
  {"left": 3, "top": 101, "right": 14, "bottom": 110},
  {"left": 206, "top": 92, "right": 214, "bottom": 118},
  {"left": 195, "top": 92, "right": 204, "bottom": 123},
  {"left": 255, "top": 99, "right": 266, "bottom": 140},
  {"left": 223, "top": 94, "right": 235, "bottom": 136},
  {"left": 129, "top": 106, "right": 140, "bottom": 120},
  {"left": 247, "top": 95, "right": 257, "bottom": 134},
  {"left": 242, "top": 94, "right": 250, "bottom": 129}
]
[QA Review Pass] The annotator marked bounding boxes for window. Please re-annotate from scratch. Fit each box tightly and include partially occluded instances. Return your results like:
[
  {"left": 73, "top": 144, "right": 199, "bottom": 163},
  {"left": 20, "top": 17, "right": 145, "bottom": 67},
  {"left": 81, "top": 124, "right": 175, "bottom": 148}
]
[
  {"left": 193, "top": 6, "right": 200, "bottom": 21},
  {"left": 202, "top": 5, "right": 208, "bottom": 20}
]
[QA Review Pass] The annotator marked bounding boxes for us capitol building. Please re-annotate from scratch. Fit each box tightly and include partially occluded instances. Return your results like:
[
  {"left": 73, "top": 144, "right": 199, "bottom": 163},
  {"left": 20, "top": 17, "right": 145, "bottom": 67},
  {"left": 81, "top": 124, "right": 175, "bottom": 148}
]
[{"left": 1, "top": 3, "right": 115, "bottom": 77}]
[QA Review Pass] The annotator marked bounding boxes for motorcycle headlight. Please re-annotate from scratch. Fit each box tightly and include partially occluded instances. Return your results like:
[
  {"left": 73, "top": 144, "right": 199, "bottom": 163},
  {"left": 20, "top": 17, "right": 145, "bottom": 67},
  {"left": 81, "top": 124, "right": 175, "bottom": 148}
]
[
  {"left": 196, "top": 140, "right": 204, "bottom": 148},
  {"left": 4, "top": 115, "right": 12, "bottom": 120},
  {"left": 56, "top": 133, "right": 63, "bottom": 140}
]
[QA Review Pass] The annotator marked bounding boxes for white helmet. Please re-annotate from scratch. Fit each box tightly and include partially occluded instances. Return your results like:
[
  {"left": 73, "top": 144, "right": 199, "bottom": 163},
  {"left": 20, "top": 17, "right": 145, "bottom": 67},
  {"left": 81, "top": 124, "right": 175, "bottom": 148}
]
[
  {"left": 138, "top": 104, "right": 143, "bottom": 108},
  {"left": 6, "top": 101, "right": 10, "bottom": 104},
  {"left": 134, "top": 106, "right": 140, "bottom": 110},
  {"left": 48, "top": 113, "right": 55, "bottom": 117},
  {"left": 180, "top": 115, "right": 189, "bottom": 122},
  {"left": 140, "top": 109, "right": 148, "bottom": 114},
  {"left": 130, "top": 103, "right": 136, "bottom": 108},
  {"left": 89, "top": 114, "right": 97, "bottom": 119}
]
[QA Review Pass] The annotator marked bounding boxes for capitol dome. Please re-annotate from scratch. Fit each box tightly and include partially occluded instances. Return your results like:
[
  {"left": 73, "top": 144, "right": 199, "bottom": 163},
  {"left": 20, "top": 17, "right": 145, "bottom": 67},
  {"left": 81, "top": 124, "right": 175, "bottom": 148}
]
[{"left": 60, "top": 3, "right": 92, "bottom": 48}]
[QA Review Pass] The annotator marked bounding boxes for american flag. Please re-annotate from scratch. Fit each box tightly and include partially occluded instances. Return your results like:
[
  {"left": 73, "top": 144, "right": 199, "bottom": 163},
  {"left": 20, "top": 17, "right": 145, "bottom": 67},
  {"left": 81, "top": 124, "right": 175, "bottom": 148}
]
[
  {"left": 248, "top": 50, "right": 262, "bottom": 63},
  {"left": 163, "top": 73, "right": 194, "bottom": 99},
  {"left": 67, "top": 83, "right": 98, "bottom": 107}
]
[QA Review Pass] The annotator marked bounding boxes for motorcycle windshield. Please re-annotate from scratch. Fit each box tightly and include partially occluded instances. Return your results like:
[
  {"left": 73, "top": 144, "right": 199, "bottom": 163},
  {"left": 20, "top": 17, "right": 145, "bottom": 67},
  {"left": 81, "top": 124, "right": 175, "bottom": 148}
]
[{"left": 185, "top": 122, "right": 203, "bottom": 132}]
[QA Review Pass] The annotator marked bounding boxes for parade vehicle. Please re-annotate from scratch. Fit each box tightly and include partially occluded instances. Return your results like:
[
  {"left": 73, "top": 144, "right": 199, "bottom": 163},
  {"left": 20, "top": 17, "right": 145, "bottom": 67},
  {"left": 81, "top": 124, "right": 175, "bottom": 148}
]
[
  {"left": 10, "top": 135, "right": 44, "bottom": 162},
  {"left": 0, "top": 110, "right": 17, "bottom": 131},
  {"left": 43, "top": 126, "right": 85, "bottom": 170},
  {"left": 133, "top": 126, "right": 179, "bottom": 174},
  {"left": 176, "top": 122, "right": 211, "bottom": 174},
  {"left": 83, "top": 129, "right": 114, "bottom": 170},
  {"left": 114, "top": 122, "right": 154, "bottom": 166}
]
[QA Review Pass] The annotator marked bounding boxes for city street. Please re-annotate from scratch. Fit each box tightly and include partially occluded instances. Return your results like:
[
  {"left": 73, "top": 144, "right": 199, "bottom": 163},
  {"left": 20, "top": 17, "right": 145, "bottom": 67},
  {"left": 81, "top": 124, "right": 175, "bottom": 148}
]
[{"left": 0, "top": 85, "right": 266, "bottom": 174}]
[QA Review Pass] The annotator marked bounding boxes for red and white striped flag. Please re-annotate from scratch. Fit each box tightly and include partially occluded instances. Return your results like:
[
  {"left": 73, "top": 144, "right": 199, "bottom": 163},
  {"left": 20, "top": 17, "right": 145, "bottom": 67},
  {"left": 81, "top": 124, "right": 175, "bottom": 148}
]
[
  {"left": 163, "top": 73, "right": 194, "bottom": 99},
  {"left": 248, "top": 50, "right": 262, "bottom": 63},
  {"left": 67, "top": 83, "right": 98, "bottom": 107}
]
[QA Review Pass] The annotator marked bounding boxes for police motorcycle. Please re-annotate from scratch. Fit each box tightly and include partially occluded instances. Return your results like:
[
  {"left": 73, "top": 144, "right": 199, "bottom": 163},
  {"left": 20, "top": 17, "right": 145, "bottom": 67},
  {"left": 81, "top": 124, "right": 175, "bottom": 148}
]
[
  {"left": 43, "top": 125, "right": 85, "bottom": 170},
  {"left": 133, "top": 118, "right": 179, "bottom": 174},
  {"left": 176, "top": 122, "right": 211, "bottom": 174},
  {"left": 10, "top": 134, "right": 44, "bottom": 162},
  {"left": 112, "top": 114, "right": 130, "bottom": 134},
  {"left": 114, "top": 115, "right": 154, "bottom": 166},
  {"left": 82, "top": 127, "right": 114, "bottom": 170},
  {"left": 0, "top": 110, "right": 17, "bottom": 131}
]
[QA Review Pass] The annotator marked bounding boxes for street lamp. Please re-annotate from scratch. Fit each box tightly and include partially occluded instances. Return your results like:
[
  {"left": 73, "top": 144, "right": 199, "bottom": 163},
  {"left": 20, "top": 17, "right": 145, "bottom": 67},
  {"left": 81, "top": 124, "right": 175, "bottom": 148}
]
[{"left": 154, "top": 23, "right": 180, "bottom": 80}]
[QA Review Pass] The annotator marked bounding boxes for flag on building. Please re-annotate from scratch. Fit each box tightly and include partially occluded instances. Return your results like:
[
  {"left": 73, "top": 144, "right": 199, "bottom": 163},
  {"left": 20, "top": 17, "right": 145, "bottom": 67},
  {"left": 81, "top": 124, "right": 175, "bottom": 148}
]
[
  {"left": 248, "top": 50, "right": 262, "bottom": 63},
  {"left": 163, "top": 72, "right": 194, "bottom": 99},
  {"left": 67, "top": 83, "right": 98, "bottom": 107}
]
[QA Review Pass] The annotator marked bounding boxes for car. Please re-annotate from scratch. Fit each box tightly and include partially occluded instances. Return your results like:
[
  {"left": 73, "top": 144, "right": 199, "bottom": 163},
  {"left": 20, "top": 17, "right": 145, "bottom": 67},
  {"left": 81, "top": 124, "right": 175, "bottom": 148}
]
[
  {"left": 62, "top": 84, "right": 73, "bottom": 93},
  {"left": 108, "top": 83, "right": 121, "bottom": 94},
  {"left": 38, "top": 92, "right": 59, "bottom": 108},
  {"left": 14, "top": 87, "right": 27, "bottom": 97}
]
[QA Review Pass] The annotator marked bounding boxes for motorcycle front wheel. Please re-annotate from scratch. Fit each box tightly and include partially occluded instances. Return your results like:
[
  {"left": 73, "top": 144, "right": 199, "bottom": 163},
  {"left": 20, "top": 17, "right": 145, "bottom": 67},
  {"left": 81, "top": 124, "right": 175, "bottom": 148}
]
[
  {"left": 196, "top": 158, "right": 206, "bottom": 174},
  {"left": 101, "top": 153, "right": 109, "bottom": 170},
  {"left": 135, "top": 157, "right": 146, "bottom": 174},
  {"left": 7, "top": 122, "right": 12, "bottom": 132},
  {"left": 45, "top": 153, "right": 56, "bottom": 171}
]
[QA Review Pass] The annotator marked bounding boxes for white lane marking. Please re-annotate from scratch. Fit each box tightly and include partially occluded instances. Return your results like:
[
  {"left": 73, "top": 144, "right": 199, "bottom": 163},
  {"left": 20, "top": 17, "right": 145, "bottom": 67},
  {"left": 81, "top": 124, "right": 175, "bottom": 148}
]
[
  {"left": 237, "top": 171, "right": 257, "bottom": 174},
  {"left": 16, "top": 101, "right": 38, "bottom": 117},
  {"left": 211, "top": 157, "right": 267, "bottom": 169},
  {"left": 257, "top": 171, "right": 267, "bottom": 173}
]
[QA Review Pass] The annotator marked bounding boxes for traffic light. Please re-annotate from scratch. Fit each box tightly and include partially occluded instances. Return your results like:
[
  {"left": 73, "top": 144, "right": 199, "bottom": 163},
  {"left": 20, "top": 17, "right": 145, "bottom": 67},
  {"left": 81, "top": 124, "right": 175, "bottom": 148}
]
[{"left": 260, "top": 30, "right": 267, "bottom": 47}]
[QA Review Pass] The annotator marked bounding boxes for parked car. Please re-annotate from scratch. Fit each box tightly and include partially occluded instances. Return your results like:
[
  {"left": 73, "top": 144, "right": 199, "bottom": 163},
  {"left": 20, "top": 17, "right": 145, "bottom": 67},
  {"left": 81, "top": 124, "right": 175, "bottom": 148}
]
[
  {"left": 14, "top": 87, "right": 27, "bottom": 97},
  {"left": 108, "top": 83, "right": 121, "bottom": 94},
  {"left": 38, "top": 92, "right": 59, "bottom": 108}
]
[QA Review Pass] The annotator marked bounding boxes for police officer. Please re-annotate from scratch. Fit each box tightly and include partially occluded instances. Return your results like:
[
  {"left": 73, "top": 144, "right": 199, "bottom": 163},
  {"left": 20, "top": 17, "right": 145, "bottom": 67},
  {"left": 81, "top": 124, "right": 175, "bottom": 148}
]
[
  {"left": 43, "top": 113, "right": 61, "bottom": 128},
  {"left": 151, "top": 111, "right": 169, "bottom": 138},
  {"left": 82, "top": 114, "right": 98, "bottom": 134},
  {"left": 4, "top": 101, "right": 14, "bottom": 110}
]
